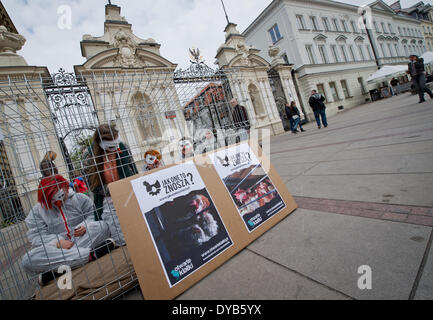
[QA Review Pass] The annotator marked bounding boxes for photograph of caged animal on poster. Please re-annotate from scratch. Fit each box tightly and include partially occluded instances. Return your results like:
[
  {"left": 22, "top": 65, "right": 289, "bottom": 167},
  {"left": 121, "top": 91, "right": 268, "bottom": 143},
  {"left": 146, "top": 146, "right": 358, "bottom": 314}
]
[
  {"left": 131, "top": 162, "right": 233, "bottom": 287},
  {"left": 210, "top": 143, "right": 286, "bottom": 232}
]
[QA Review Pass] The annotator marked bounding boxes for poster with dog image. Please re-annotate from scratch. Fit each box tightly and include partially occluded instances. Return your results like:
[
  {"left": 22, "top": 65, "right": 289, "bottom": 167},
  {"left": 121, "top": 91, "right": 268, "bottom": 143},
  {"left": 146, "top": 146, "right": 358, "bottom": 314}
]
[
  {"left": 131, "top": 161, "right": 233, "bottom": 287},
  {"left": 209, "top": 143, "right": 286, "bottom": 232}
]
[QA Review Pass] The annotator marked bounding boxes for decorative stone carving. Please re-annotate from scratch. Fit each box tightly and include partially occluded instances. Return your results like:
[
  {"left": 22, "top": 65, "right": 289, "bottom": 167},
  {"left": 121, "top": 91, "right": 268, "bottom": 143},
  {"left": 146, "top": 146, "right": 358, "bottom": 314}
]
[
  {"left": 113, "top": 29, "right": 144, "bottom": 68},
  {"left": 268, "top": 45, "right": 284, "bottom": 66},
  {"left": 0, "top": 25, "right": 26, "bottom": 53},
  {"left": 0, "top": 25, "right": 27, "bottom": 66},
  {"left": 236, "top": 42, "right": 252, "bottom": 66}
]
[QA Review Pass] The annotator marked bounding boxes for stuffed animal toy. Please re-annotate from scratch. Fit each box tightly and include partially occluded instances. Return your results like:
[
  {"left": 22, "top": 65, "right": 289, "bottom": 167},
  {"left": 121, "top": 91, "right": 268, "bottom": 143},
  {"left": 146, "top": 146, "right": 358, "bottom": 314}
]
[{"left": 143, "top": 149, "right": 162, "bottom": 172}]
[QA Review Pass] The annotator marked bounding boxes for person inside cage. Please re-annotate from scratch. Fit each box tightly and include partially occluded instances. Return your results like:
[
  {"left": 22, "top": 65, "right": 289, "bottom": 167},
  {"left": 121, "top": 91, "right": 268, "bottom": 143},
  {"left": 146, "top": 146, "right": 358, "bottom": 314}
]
[
  {"left": 82, "top": 124, "right": 138, "bottom": 246},
  {"left": 39, "top": 151, "right": 59, "bottom": 178},
  {"left": 21, "top": 175, "right": 115, "bottom": 286},
  {"left": 143, "top": 149, "right": 163, "bottom": 172}
]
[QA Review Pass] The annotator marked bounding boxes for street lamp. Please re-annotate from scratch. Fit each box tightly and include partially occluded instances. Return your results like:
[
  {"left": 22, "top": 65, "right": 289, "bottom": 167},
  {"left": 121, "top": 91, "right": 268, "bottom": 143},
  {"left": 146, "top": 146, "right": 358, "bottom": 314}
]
[{"left": 361, "top": 9, "right": 381, "bottom": 69}]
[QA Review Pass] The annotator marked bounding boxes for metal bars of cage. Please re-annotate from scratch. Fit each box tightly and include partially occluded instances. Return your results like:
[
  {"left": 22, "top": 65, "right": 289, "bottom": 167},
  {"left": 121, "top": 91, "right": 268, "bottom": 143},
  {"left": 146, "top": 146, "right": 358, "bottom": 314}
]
[{"left": 0, "top": 68, "right": 252, "bottom": 300}]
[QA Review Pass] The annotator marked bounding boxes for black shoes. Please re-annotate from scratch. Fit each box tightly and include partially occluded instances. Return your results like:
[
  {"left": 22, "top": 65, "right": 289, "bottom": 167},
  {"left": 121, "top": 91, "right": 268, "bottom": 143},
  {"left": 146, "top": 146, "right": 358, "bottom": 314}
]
[
  {"left": 90, "top": 238, "right": 116, "bottom": 261},
  {"left": 38, "top": 270, "right": 62, "bottom": 286},
  {"left": 300, "top": 128, "right": 305, "bottom": 132},
  {"left": 419, "top": 99, "right": 426, "bottom": 103}
]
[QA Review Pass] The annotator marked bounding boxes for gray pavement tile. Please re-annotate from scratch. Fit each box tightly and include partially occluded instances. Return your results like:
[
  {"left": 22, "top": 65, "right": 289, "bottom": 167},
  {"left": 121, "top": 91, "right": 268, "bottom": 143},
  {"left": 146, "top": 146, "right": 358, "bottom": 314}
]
[
  {"left": 285, "top": 174, "right": 433, "bottom": 207},
  {"left": 248, "top": 209, "right": 431, "bottom": 300},
  {"left": 177, "top": 250, "right": 350, "bottom": 300},
  {"left": 414, "top": 233, "right": 433, "bottom": 300}
]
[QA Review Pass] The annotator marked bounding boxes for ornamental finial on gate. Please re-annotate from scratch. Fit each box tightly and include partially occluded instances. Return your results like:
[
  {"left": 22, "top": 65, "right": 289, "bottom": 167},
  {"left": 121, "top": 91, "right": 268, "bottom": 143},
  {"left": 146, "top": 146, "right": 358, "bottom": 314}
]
[{"left": 174, "top": 48, "right": 217, "bottom": 79}]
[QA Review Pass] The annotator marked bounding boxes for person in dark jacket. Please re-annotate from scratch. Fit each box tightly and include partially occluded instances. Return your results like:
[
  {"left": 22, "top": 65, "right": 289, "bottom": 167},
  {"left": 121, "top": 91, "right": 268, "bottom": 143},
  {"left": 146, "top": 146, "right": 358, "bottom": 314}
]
[
  {"left": 390, "top": 78, "right": 400, "bottom": 96},
  {"left": 407, "top": 54, "right": 433, "bottom": 103},
  {"left": 308, "top": 90, "right": 328, "bottom": 129},
  {"left": 285, "top": 101, "right": 305, "bottom": 134},
  {"left": 83, "top": 124, "right": 138, "bottom": 246}
]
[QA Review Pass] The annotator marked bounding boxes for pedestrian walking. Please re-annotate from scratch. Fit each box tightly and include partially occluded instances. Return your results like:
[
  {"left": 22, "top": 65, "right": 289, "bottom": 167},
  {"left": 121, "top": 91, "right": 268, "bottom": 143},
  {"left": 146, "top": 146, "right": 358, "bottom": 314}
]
[
  {"left": 308, "top": 90, "right": 328, "bottom": 129},
  {"left": 407, "top": 54, "right": 433, "bottom": 103},
  {"left": 390, "top": 77, "right": 400, "bottom": 96},
  {"left": 285, "top": 101, "right": 305, "bottom": 134}
]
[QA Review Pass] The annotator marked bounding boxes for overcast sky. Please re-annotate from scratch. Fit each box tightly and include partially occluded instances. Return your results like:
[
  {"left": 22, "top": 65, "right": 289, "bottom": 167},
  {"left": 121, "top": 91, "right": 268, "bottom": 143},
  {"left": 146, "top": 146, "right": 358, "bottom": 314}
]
[{"left": 3, "top": 0, "right": 429, "bottom": 73}]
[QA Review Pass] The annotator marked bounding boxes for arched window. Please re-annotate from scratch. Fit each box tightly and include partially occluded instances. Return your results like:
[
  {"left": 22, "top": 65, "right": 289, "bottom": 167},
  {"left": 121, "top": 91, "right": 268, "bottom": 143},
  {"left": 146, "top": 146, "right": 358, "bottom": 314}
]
[{"left": 132, "top": 92, "right": 162, "bottom": 142}]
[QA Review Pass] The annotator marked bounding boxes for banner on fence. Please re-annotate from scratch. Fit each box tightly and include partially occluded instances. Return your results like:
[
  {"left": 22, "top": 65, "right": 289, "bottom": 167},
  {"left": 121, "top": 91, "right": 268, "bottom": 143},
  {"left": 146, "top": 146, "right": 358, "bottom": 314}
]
[{"left": 109, "top": 141, "right": 297, "bottom": 300}]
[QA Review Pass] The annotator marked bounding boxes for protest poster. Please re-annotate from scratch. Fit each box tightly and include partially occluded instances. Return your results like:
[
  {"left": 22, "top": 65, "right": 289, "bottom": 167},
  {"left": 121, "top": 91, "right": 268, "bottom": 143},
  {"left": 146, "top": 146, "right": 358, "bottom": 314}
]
[
  {"left": 130, "top": 161, "right": 233, "bottom": 287},
  {"left": 209, "top": 143, "right": 286, "bottom": 232}
]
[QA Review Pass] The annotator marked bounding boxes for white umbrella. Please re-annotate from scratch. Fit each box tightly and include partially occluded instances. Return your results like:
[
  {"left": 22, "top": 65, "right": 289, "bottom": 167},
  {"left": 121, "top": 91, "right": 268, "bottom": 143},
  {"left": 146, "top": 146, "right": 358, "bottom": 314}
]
[
  {"left": 367, "top": 65, "right": 408, "bottom": 83},
  {"left": 420, "top": 51, "right": 433, "bottom": 65}
]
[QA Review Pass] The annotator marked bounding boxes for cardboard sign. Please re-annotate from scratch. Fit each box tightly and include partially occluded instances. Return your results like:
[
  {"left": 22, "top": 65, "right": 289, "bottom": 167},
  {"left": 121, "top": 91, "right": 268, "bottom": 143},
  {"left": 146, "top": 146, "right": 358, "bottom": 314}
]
[{"left": 109, "top": 141, "right": 297, "bottom": 300}]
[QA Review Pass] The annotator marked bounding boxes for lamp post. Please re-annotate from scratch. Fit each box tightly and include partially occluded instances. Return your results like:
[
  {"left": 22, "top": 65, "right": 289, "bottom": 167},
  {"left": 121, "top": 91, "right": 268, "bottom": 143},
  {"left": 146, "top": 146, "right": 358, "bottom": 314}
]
[{"left": 361, "top": 9, "right": 381, "bottom": 69}]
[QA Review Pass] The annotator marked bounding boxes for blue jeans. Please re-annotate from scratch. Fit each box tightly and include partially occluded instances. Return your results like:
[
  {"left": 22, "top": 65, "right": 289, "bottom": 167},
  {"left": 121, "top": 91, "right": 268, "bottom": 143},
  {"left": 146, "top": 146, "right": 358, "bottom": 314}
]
[
  {"left": 314, "top": 109, "right": 328, "bottom": 128},
  {"left": 290, "top": 117, "right": 301, "bottom": 132}
]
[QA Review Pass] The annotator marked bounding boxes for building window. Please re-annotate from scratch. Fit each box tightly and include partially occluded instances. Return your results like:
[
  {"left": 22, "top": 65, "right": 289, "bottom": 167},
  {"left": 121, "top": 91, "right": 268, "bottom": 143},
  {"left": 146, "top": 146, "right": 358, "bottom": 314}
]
[
  {"left": 282, "top": 53, "right": 289, "bottom": 64},
  {"left": 322, "top": 17, "right": 331, "bottom": 31},
  {"left": 329, "top": 82, "right": 340, "bottom": 101},
  {"left": 317, "top": 83, "right": 328, "bottom": 102},
  {"left": 331, "top": 45, "right": 340, "bottom": 62},
  {"left": 380, "top": 43, "right": 386, "bottom": 57},
  {"left": 366, "top": 45, "right": 373, "bottom": 60},
  {"left": 310, "top": 16, "right": 320, "bottom": 31},
  {"left": 381, "top": 22, "right": 387, "bottom": 33},
  {"left": 374, "top": 21, "right": 380, "bottom": 33},
  {"left": 358, "top": 45, "right": 365, "bottom": 60},
  {"left": 403, "top": 27, "right": 407, "bottom": 36},
  {"left": 351, "top": 20, "right": 358, "bottom": 33},
  {"left": 341, "top": 20, "right": 348, "bottom": 32},
  {"left": 269, "top": 24, "right": 282, "bottom": 44},
  {"left": 398, "top": 26, "right": 402, "bottom": 35},
  {"left": 332, "top": 18, "right": 340, "bottom": 31},
  {"left": 349, "top": 45, "right": 356, "bottom": 61},
  {"left": 388, "top": 23, "right": 394, "bottom": 34},
  {"left": 358, "top": 77, "right": 367, "bottom": 94},
  {"left": 306, "top": 45, "right": 316, "bottom": 64},
  {"left": 340, "top": 45, "right": 348, "bottom": 62},
  {"left": 340, "top": 80, "right": 351, "bottom": 98},
  {"left": 388, "top": 43, "right": 394, "bottom": 57},
  {"left": 296, "top": 15, "right": 307, "bottom": 30},
  {"left": 318, "top": 45, "right": 328, "bottom": 63}
]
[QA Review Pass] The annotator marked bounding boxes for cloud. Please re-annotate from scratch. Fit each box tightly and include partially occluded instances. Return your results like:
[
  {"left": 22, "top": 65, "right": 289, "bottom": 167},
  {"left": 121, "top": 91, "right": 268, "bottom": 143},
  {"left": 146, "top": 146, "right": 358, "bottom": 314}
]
[{"left": 2, "top": 0, "right": 428, "bottom": 74}]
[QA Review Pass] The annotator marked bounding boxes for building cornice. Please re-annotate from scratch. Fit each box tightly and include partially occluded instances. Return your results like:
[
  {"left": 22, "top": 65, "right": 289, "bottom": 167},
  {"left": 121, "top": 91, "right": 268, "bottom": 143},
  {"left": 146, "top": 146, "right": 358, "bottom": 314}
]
[{"left": 242, "top": 0, "right": 420, "bottom": 38}]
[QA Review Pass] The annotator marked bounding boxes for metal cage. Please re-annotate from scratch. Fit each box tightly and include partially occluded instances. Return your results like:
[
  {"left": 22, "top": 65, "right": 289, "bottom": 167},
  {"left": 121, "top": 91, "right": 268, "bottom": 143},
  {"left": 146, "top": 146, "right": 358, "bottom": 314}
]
[{"left": 0, "top": 64, "right": 256, "bottom": 300}]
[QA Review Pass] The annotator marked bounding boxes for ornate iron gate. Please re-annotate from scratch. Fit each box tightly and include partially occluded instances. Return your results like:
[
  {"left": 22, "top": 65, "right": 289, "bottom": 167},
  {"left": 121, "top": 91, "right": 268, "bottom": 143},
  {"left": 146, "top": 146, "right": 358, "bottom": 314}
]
[{"left": 43, "top": 69, "right": 99, "bottom": 176}]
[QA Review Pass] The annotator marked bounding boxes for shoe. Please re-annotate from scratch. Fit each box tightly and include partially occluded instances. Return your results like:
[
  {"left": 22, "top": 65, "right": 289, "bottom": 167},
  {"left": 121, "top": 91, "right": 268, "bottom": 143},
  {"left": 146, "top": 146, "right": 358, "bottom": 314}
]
[
  {"left": 38, "top": 270, "right": 61, "bottom": 286},
  {"left": 90, "top": 238, "right": 116, "bottom": 261},
  {"left": 419, "top": 99, "right": 426, "bottom": 103},
  {"left": 300, "top": 128, "right": 305, "bottom": 132},
  {"left": 324, "top": 125, "right": 328, "bottom": 128}
]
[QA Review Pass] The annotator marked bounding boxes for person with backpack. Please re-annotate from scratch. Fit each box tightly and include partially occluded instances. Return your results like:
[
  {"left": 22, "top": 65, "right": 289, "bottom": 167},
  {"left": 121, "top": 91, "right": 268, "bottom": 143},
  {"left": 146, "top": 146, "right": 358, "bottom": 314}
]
[
  {"left": 407, "top": 54, "right": 433, "bottom": 103},
  {"left": 308, "top": 90, "right": 328, "bottom": 129}
]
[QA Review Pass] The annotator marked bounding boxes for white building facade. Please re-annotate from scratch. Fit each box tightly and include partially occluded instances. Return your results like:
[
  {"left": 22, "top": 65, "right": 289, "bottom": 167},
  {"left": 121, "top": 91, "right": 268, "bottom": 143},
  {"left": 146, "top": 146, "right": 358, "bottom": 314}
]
[{"left": 242, "top": 0, "right": 425, "bottom": 119}]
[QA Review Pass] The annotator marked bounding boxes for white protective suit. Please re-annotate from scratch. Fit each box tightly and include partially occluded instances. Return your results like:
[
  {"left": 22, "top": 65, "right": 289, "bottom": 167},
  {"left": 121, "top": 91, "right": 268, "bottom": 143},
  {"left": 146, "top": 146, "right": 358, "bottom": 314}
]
[{"left": 21, "top": 191, "right": 110, "bottom": 274}]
